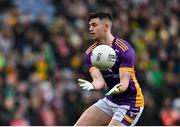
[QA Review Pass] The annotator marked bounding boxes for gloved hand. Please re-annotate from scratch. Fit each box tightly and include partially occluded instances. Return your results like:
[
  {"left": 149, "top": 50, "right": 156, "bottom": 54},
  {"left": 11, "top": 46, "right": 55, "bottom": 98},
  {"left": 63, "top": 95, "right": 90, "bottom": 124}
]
[
  {"left": 106, "top": 84, "right": 121, "bottom": 95},
  {"left": 78, "top": 79, "right": 95, "bottom": 90}
]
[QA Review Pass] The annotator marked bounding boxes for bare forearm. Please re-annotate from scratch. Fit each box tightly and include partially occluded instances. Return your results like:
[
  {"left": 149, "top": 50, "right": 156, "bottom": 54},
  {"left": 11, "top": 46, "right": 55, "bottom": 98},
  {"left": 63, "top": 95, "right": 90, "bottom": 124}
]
[
  {"left": 90, "top": 68, "right": 106, "bottom": 90},
  {"left": 106, "top": 76, "right": 130, "bottom": 96},
  {"left": 118, "top": 70, "right": 131, "bottom": 93},
  {"left": 118, "top": 82, "right": 129, "bottom": 93},
  {"left": 92, "top": 80, "right": 105, "bottom": 90}
]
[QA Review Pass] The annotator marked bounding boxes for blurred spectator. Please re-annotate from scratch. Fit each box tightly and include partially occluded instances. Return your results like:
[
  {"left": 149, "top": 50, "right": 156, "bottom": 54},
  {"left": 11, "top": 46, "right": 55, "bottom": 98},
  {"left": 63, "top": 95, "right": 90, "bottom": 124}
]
[
  {"left": 160, "top": 97, "right": 180, "bottom": 126},
  {"left": 0, "top": 96, "right": 15, "bottom": 125},
  {"left": 10, "top": 104, "right": 30, "bottom": 126}
]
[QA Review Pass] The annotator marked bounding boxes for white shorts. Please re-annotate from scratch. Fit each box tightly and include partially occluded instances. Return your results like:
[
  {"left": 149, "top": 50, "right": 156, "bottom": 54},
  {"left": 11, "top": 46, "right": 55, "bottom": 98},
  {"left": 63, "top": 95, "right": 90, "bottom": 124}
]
[{"left": 94, "top": 97, "right": 144, "bottom": 126}]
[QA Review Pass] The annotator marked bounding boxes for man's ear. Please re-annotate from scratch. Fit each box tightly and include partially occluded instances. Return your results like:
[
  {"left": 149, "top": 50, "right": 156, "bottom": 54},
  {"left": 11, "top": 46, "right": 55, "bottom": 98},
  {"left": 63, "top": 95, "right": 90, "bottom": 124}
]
[
  {"left": 105, "top": 24, "right": 109, "bottom": 29},
  {"left": 104, "top": 24, "right": 109, "bottom": 32}
]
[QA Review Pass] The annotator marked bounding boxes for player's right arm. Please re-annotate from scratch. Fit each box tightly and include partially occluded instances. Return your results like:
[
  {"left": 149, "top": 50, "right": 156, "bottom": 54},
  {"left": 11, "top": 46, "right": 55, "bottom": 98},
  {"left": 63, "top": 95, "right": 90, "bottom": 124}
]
[
  {"left": 89, "top": 67, "right": 106, "bottom": 90},
  {"left": 78, "top": 43, "right": 106, "bottom": 91},
  {"left": 78, "top": 66, "right": 106, "bottom": 91}
]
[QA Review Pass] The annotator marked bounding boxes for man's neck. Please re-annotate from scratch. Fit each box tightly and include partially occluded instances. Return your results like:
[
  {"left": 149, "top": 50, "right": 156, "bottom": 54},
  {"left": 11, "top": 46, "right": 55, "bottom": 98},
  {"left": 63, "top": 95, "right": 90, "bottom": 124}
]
[{"left": 97, "top": 33, "right": 114, "bottom": 46}]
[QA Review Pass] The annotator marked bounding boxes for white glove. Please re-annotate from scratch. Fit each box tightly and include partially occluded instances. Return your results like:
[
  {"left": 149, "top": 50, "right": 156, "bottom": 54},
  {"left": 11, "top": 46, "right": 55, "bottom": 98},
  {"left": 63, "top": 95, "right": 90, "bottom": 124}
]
[
  {"left": 106, "top": 84, "right": 121, "bottom": 95},
  {"left": 78, "top": 79, "right": 95, "bottom": 91}
]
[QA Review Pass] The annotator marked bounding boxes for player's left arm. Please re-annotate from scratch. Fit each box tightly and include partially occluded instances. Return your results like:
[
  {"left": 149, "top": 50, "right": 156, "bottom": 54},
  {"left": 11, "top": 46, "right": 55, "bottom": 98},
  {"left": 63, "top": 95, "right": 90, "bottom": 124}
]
[
  {"left": 118, "top": 69, "right": 131, "bottom": 92},
  {"left": 106, "top": 70, "right": 131, "bottom": 95},
  {"left": 106, "top": 45, "right": 134, "bottom": 95}
]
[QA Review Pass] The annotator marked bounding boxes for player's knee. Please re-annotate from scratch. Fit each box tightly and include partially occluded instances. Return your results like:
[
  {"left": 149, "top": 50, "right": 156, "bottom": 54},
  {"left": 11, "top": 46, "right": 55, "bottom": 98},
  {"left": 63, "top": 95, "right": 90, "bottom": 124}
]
[
  {"left": 74, "top": 109, "right": 94, "bottom": 125},
  {"left": 82, "top": 109, "right": 95, "bottom": 120}
]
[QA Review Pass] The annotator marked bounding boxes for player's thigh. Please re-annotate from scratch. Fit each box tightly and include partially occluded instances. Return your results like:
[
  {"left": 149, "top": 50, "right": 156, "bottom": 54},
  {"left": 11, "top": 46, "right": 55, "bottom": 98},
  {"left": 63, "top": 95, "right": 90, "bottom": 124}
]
[
  {"left": 108, "top": 119, "right": 126, "bottom": 126},
  {"left": 74, "top": 104, "right": 111, "bottom": 126},
  {"left": 111, "top": 106, "right": 144, "bottom": 126}
]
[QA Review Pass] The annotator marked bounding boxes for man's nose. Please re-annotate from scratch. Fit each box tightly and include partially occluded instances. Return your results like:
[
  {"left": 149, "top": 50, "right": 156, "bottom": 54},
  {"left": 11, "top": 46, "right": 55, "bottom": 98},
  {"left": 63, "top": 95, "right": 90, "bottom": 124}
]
[{"left": 89, "top": 26, "right": 93, "bottom": 31}]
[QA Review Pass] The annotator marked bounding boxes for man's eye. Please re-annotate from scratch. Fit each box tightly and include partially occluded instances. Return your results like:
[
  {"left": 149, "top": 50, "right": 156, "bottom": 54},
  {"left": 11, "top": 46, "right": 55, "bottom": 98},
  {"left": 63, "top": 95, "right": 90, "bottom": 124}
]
[{"left": 93, "top": 24, "right": 97, "bottom": 27}]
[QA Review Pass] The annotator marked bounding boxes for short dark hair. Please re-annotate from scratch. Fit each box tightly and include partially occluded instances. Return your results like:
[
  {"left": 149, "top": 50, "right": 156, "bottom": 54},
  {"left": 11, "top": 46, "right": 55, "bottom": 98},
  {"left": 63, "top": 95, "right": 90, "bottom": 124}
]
[{"left": 88, "top": 12, "right": 113, "bottom": 22}]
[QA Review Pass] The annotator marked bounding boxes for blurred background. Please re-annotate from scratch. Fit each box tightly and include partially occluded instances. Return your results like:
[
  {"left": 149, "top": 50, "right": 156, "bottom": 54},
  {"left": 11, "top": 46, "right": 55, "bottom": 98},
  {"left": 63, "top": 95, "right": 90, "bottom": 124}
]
[{"left": 0, "top": 0, "right": 179, "bottom": 126}]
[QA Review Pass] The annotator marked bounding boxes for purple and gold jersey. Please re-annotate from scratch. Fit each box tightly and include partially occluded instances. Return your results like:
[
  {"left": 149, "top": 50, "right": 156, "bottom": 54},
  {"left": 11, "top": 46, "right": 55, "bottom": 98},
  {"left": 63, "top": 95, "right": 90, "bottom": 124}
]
[{"left": 85, "top": 36, "right": 144, "bottom": 107}]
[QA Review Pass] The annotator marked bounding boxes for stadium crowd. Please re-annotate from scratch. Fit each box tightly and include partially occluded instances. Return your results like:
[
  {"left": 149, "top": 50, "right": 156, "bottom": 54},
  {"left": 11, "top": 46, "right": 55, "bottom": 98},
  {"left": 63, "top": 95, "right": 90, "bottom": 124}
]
[{"left": 0, "top": 0, "right": 179, "bottom": 125}]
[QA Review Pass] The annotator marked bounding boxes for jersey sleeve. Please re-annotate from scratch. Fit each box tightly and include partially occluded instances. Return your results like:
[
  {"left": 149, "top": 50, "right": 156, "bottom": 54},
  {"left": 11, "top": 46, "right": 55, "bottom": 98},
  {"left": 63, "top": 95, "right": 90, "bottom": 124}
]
[
  {"left": 84, "top": 52, "right": 97, "bottom": 73},
  {"left": 118, "top": 48, "right": 135, "bottom": 71},
  {"left": 84, "top": 42, "right": 98, "bottom": 73},
  {"left": 85, "top": 52, "right": 93, "bottom": 68}
]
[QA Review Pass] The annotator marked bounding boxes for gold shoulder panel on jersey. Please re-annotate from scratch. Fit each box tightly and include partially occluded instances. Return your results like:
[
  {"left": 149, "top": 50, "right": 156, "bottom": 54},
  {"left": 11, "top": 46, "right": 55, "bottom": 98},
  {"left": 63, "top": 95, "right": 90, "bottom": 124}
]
[
  {"left": 119, "top": 67, "right": 134, "bottom": 72},
  {"left": 115, "top": 39, "right": 128, "bottom": 52},
  {"left": 86, "top": 42, "right": 98, "bottom": 54},
  {"left": 89, "top": 66, "right": 97, "bottom": 73},
  {"left": 131, "top": 72, "right": 144, "bottom": 107}
]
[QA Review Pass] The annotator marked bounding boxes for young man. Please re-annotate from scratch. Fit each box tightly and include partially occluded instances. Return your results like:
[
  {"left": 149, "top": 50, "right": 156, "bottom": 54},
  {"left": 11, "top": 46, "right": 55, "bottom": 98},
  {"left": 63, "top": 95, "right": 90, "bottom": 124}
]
[{"left": 75, "top": 12, "right": 144, "bottom": 126}]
